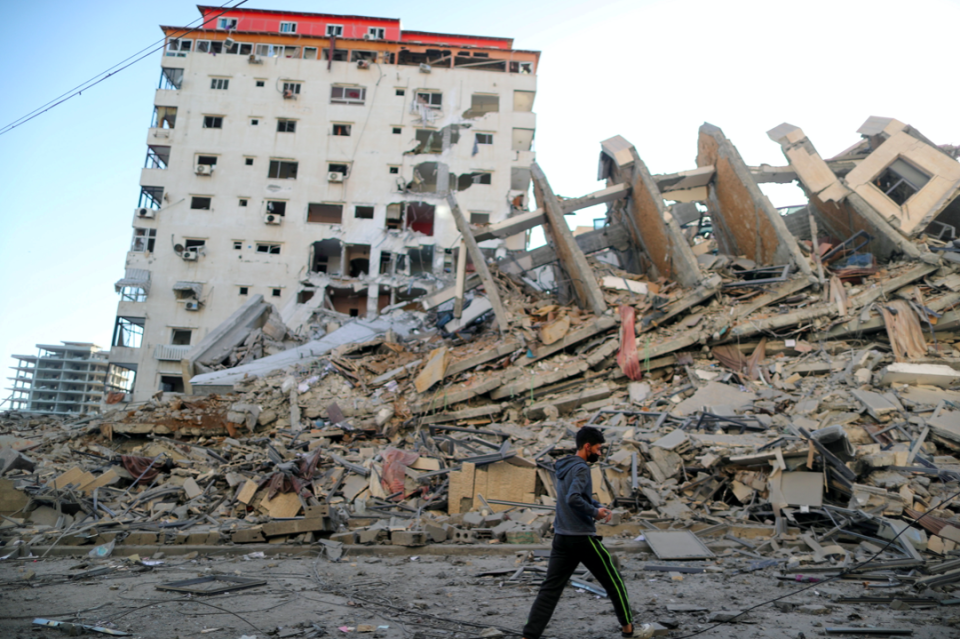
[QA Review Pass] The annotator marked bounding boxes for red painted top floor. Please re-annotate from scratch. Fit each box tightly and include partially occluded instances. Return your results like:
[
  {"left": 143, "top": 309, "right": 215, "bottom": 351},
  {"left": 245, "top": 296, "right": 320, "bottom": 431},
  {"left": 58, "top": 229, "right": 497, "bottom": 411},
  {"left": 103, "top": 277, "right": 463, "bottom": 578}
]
[{"left": 197, "top": 5, "right": 514, "bottom": 49}]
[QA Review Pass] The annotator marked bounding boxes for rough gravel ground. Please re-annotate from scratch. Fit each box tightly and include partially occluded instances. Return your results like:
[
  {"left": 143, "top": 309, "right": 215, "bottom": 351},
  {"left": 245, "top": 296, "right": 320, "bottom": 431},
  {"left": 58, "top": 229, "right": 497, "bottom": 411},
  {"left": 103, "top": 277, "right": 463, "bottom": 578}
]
[{"left": 0, "top": 546, "right": 957, "bottom": 639}]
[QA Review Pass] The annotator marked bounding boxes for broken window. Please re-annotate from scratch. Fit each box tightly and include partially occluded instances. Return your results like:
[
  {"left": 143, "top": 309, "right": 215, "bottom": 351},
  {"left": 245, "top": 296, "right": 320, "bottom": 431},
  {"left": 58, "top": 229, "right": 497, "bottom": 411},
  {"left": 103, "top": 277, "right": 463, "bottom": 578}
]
[
  {"left": 454, "top": 55, "right": 505, "bottom": 71},
  {"left": 173, "top": 282, "right": 202, "bottom": 300},
  {"left": 475, "top": 133, "right": 493, "bottom": 146},
  {"left": 120, "top": 287, "right": 147, "bottom": 302},
  {"left": 408, "top": 245, "right": 435, "bottom": 275},
  {"left": 283, "top": 82, "right": 301, "bottom": 96},
  {"left": 280, "top": 21, "right": 297, "bottom": 33},
  {"left": 267, "top": 160, "right": 298, "bottom": 179},
  {"left": 386, "top": 203, "right": 403, "bottom": 230},
  {"left": 351, "top": 50, "right": 377, "bottom": 63},
  {"left": 159, "top": 67, "right": 183, "bottom": 90},
  {"left": 266, "top": 201, "right": 286, "bottom": 216},
  {"left": 355, "top": 205, "right": 374, "bottom": 219},
  {"left": 511, "top": 128, "right": 535, "bottom": 152},
  {"left": 256, "top": 243, "right": 281, "bottom": 254},
  {"left": 379, "top": 252, "right": 393, "bottom": 274},
  {"left": 406, "top": 202, "right": 435, "bottom": 236},
  {"left": 457, "top": 172, "right": 492, "bottom": 190},
  {"left": 282, "top": 46, "right": 301, "bottom": 59},
  {"left": 331, "top": 86, "right": 366, "bottom": 105},
  {"left": 159, "top": 375, "right": 184, "bottom": 393},
  {"left": 873, "top": 158, "right": 931, "bottom": 206},
  {"left": 312, "top": 239, "right": 343, "bottom": 274},
  {"left": 203, "top": 116, "right": 223, "bottom": 128},
  {"left": 513, "top": 90, "right": 535, "bottom": 112},
  {"left": 346, "top": 244, "right": 371, "bottom": 276},
  {"left": 191, "top": 197, "right": 211, "bottom": 210},
  {"left": 323, "top": 48, "right": 349, "bottom": 62},
  {"left": 326, "top": 24, "right": 342, "bottom": 36},
  {"left": 196, "top": 155, "right": 217, "bottom": 167},
  {"left": 170, "top": 328, "right": 191, "bottom": 346},
  {"left": 368, "top": 27, "right": 385, "bottom": 39},
  {"left": 139, "top": 186, "right": 163, "bottom": 210},
  {"left": 414, "top": 129, "right": 442, "bottom": 154},
  {"left": 184, "top": 239, "right": 206, "bottom": 250},
  {"left": 398, "top": 48, "right": 451, "bottom": 68},
  {"left": 509, "top": 61, "right": 533, "bottom": 74},
  {"left": 165, "top": 38, "right": 192, "bottom": 57},
  {"left": 470, "top": 212, "right": 490, "bottom": 225},
  {"left": 210, "top": 78, "right": 229, "bottom": 90},
  {"left": 131, "top": 228, "right": 157, "bottom": 252},
  {"left": 416, "top": 91, "right": 443, "bottom": 109},
  {"left": 144, "top": 145, "right": 170, "bottom": 169},
  {"left": 112, "top": 317, "right": 145, "bottom": 349},
  {"left": 328, "top": 163, "right": 350, "bottom": 177},
  {"left": 307, "top": 203, "right": 343, "bottom": 224},
  {"left": 464, "top": 94, "right": 499, "bottom": 118},
  {"left": 333, "top": 123, "right": 352, "bottom": 136},
  {"left": 277, "top": 119, "right": 296, "bottom": 133},
  {"left": 303, "top": 47, "right": 318, "bottom": 60},
  {"left": 153, "top": 106, "right": 177, "bottom": 129}
]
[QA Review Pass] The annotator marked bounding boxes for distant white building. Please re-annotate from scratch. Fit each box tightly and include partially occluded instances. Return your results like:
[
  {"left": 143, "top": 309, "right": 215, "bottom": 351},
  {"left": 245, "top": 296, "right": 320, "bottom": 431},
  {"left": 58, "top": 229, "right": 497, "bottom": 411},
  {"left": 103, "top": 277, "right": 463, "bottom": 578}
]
[
  {"left": 109, "top": 5, "right": 539, "bottom": 401},
  {"left": 6, "top": 343, "right": 130, "bottom": 415}
]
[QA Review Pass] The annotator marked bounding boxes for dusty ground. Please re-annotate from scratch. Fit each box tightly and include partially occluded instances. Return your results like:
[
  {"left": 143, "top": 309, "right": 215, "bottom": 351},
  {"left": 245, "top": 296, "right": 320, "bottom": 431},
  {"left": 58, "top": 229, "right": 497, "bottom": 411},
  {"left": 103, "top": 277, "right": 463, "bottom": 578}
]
[{"left": 0, "top": 543, "right": 957, "bottom": 639}]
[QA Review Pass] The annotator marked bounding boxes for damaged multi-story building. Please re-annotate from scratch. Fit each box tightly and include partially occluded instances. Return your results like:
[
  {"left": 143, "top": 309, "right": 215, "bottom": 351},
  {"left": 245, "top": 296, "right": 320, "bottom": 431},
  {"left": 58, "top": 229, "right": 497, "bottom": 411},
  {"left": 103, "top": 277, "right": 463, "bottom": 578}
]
[{"left": 108, "top": 5, "right": 539, "bottom": 402}]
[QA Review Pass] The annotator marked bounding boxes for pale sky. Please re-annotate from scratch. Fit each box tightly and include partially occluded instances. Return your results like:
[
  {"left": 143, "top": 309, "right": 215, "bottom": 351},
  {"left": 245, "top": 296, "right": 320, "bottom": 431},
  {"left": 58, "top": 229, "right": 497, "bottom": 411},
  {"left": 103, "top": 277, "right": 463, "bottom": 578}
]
[{"left": 2, "top": 0, "right": 959, "bottom": 396}]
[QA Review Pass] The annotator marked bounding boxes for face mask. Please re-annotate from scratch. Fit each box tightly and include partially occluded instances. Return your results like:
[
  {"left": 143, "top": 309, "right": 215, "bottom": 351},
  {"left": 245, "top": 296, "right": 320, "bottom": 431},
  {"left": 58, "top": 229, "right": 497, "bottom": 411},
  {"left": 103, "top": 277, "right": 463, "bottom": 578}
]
[{"left": 586, "top": 453, "right": 600, "bottom": 463}]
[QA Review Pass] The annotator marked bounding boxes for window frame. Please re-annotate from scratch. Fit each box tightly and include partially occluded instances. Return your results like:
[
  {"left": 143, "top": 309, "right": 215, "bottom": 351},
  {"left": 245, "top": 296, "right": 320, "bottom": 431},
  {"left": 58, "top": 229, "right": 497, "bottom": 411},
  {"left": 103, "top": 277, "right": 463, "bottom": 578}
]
[
  {"left": 280, "top": 21, "right": 297, "bottom": 33},
  {"left": 282, "top": 81, "right": 302, "bottom": 95},
  {"left": 368, "top": 27, "right": 385, "bottom": 39},
  {"left": 330, "top": 85, "right": 366, "bottom": 105},
  {"left": 332, "top": 123, "right": 352, "bottom": 136},
  {"left": 190, "top": 196, "right": 212, "bottom": 210},
  {"left": 112, "top": 316, "right": 145, "bottom": 349},
  {"left": 326, "top": 24, "right": 343, "bottom": 37},
  {"left": 131, "top": 228, "right": 157, "bottom": 252},
  {"left": 218, "top": 17, "right": 238, "bottom": 30},
  {"left": 210, "top": 77, "right": 230, "bottom": 90},
  {"left": 416, "top": 90, "right": 443, "bottom": 109},
  {"left": 267, "top": 159, "right": 299, "bottom": 180},
  {"left": 476, "top": 132, "right": 494, "bottom": 145},
  {"left": 256, "top": 243, "right": 282, "bottom": 255},
  {"left": 203, "top": 115, "right": 223, "bottom": 129},
  {"left": 119, "top": 287, "right": 147, "bottom": 303},
  {"left": 277, "top": 119, "right": 297, "bottom": 133}
]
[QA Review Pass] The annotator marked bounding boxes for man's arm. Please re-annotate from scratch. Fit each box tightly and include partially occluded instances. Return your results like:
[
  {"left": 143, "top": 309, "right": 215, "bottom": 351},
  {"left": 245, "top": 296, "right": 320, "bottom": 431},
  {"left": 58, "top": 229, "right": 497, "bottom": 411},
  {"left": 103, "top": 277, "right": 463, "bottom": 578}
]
[{"left": 566, "top": 466, "right": 600, "bottom": 520}]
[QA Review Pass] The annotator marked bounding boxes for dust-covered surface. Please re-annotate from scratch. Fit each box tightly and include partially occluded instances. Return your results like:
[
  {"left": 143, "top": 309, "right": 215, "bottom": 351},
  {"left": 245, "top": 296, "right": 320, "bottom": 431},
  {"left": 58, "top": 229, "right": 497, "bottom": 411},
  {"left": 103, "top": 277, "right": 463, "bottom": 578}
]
[{"left": 1, "top": 547, "right": 957, "bottom": 639}]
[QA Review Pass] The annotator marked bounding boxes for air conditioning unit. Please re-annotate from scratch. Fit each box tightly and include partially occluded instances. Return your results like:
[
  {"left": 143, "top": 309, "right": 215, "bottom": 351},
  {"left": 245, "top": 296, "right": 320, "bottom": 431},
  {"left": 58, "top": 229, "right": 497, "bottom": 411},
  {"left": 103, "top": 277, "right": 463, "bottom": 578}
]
[
  {"left": 283, "top": 89, "right": 297, "bottom": 99},
  {"left": 327, "top": 172, "right": 345, "bottom": 183},
  {"left": 184, "top": 301, "right": 201, "bottom": 311},
  {"left": 264, "top": 213, "right": 282, "bottom": 225},
  {"left": 419, "top": 63, "right": 431, "bottom": 74},
  {"left": 362, "top": 33, "right": 374, "bottom": 40},
  {"left": 357, "top": 59, "right": 370, "bottom": 69},
  {"left": 248, "top": 54, "right": 262, "bottom": 64},
  {"left": 195, "top": 164, "right": 213, "bottom": 175},
  {"left": 136, "top": 207, "right": 156, "bottom": 219},
  {"left": 181, "top": 249, "right": 199, "bottom": 261},
  {"left": 225, "top": 38, "right": 235, "bottom": 47}
]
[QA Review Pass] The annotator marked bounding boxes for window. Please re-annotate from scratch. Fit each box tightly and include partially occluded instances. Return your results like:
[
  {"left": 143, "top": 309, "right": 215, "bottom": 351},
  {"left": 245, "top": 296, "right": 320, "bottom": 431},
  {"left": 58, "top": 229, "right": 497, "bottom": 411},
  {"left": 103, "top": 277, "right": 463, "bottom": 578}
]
[
  {"left": 196, "top": 155, "right": 217, "bottom": 167},
  {"left": 145, "top": 145, "right": 170, "bottom": 169},
  {"left": 355, "top": 206, "right": 374, "bottom": 219},
  {"left": 389, "top": 166, "right": 399, "bottom": 174},
  {"left": 331, "top": 86, "right": 366, "bottom": 105},
  {"left": 416, "top": 91, "right": 443, "bottom": 108},
  {"left": 120, "top": 287, "right": 147, "bottom": 302},
  {"left": 465, "top": 94, "right": 499, "bottom": 118},
  {"left": 165, "top": 39, "right": 192, "bottom": 57},
  {"left": 307, "top": 203, "right": 343, "bottom": 224},
  {"left": 196, "top": 40, "right": 223, "bottom": 54},
  {"left": 171, "top": 329, "right": 192, "bottom": 345},
  {"left": 470, "top": 212, "right": 490, "bottom": 225},
  {"left": 239, "top": 199, "right": 248, "bottom": 207},
  {"left": 392, "top": 127, "right": 402, "bottom": 134},
  {"left": 218, "top": 17, "right": 238, "bottom": 30},
  {"left": 266, "top": 201, "right": 286, "bottom": 216},
  {"left": 282, "top": 82, "right": 301, "bottom": 96},
  {"left": 510, "top": 61, "right": 533, "bottom": 74},
  {"left": 139, "top": 186, "right": 164, "bottom": 210},
  {"left": 277, "top": 119, "right": 297, "bottom": 133},
  {"left": 255, "top": 80, "right": 265, "bottom": 87},
  {"left": 268, "top": 160, "right": 298, "bottom": 179},
  {"left": 210, "top": 78, "right": 229, "bottom": 90},
  {"left": 159, "top": 68, "right": 183, "bottom": 90},
  {"left": 203, "top": 116, "right": 223, "bottom": 129},
  {"left": 873, "top": 159, "right": 931, "bottom": 206},
  {"left": 256, "top": 243, "right": 282, "bottom": 254},
  {"left": 245, "top": 158, "right": 254, "bottom": 166},
  {"left": 239, "top": 286, "right": 249, "bottom": 295},
  {"left": 396, "top": 89, "right": 405, "bottom": 96},
  {"left": 255, "top": 44, "right": 276, "bottom": 58},
  {"left": 304, "top": 47, "right": 318, "bottom": 60},
  {"left": 159, "top": 376, "right": 184, "bottom": 393},
  {"left": 328, "top": 163, "right": 349, "bottom": 176},
  {"left": 250, "top": 118, "right": 259, "bottom": 125},
  {"left": 476, "top": 133, "right": 493, "bottom": 145},
  {"left": 457, "top": 172, "right": 492, "bottom": 189},
  {"left": 191, "top": 197, "right": 212, "bottom": 210},
  {"left": 113, "top": 317, "right": 145, "bottom": 349},
  {"left": 280, "top": 21, "right": 297, "bottom": 33},
  {"left": 185, "top": 239, "right": 206, "bottom": 249},
  {"left": 332, "top": 123, "right": 351, "bottom": 136},
  {"left": 368, "top": 27, "right": 385, "bottom": 39},
  {"left": 351, "top": 50, "right": 376, "bottom": 63},
  {"left": 272, "top": 288, "right": 282, "bottom": 297},
  {"left": 132, "top": 228, "right": 157, "bottom": 252},
  {"left": 323, "top": 48, "right": 349, "bottom": 62},
  {"left": 233, "top": 241, "right": 243, "bottom": 249},
  {"left": 414, "top": 129, "right": 444, "bottom": 154},
  {"left": 238, "top": 43, "right": 253, "bottom": 55},
  {"left": 326, "top": 24, "right": 343, "bottom": 37}
]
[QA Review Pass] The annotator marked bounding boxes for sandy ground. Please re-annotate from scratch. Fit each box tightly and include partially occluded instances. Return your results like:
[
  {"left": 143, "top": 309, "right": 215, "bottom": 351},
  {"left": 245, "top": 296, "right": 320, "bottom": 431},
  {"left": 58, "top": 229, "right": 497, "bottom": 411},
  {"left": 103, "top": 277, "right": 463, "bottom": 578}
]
[{"left": 0, "top": 544, "right": 957, "bottom": 639}]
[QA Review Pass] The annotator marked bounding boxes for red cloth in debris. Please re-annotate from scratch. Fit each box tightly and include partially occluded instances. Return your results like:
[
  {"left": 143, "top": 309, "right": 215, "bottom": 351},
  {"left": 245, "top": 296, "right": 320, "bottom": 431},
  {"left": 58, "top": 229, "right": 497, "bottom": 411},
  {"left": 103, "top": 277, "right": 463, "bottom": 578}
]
[
  {"left": 120, "top": 455, "right": 161, "bottom": 485},
  {"left": 616, "top": 305, "right": 643, "bottom": 381},
  {"left": 380, "top": 447, "right": 420, "bottom": 497}
]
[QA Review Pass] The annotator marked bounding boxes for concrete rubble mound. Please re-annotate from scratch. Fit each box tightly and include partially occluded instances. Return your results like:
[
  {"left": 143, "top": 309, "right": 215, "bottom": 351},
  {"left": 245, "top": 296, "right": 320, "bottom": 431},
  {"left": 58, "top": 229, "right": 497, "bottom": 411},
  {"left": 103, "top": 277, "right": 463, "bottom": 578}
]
[{"left": 4, "top": 123, "right": 960, "bottom": 615}]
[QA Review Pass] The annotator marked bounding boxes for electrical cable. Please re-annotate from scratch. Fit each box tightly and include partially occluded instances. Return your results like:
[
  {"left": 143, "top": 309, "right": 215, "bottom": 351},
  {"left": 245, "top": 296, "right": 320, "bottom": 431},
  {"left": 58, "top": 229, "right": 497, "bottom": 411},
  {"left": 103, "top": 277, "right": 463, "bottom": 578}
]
[
  {"left": 0, "top": 0, "right": 249, "bottom": 137},
  {"left": 668, "top": 485, "right": 960, "bottom": 639}
]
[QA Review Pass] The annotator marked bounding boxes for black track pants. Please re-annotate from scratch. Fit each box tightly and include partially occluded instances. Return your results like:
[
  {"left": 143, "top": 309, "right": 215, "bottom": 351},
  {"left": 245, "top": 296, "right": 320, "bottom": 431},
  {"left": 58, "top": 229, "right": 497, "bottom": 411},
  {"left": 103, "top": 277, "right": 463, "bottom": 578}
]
[{"left": 522, "top": 534, "right": 632, "bottom": 639}]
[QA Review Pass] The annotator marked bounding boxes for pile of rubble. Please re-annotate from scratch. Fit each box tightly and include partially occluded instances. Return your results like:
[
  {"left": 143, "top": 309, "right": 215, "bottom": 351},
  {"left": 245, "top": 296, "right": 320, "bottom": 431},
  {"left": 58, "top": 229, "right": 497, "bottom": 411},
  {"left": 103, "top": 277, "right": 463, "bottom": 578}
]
[{"left": 4, "top": 117, "right": 960, "bottom": 601}]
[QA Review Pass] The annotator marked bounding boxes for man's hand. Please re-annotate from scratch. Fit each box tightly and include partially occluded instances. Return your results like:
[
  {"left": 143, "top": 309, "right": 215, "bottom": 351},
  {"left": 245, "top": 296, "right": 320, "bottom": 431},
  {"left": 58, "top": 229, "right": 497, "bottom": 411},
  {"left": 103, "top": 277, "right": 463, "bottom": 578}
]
[{"left": 595, "top": 508, "right": 612, "bottom": 523}]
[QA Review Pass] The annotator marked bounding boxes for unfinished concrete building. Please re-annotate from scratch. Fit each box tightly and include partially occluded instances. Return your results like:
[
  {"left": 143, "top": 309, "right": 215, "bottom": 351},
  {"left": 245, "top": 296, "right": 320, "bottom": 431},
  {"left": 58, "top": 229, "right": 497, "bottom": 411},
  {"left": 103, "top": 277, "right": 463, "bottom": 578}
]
[{"left": 109, "top": 6, "right": 539, "bottom": 401}]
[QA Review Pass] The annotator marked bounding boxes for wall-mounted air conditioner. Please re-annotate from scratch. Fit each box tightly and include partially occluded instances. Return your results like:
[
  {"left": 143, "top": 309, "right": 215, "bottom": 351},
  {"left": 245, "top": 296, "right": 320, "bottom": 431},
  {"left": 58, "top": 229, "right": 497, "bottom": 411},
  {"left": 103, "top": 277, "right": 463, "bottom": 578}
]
[
  {"left": 136, "top": 207, "right": 156, "bottom": 219},
  {"left": 184, "top": 301, "right": 200, "bottom": 311},
  {"left": 327, "top": 172, "right": 345, "bottom": 183},
  {"left": 264, "top": 213, "right": 282, "bottom": 225},
  {"left": 181, "top": 249, "right": 199, "bottom": 261},
  {"left": 195, "top": 165, "right": 213, "bottom": 175},
  {"left": 248, "top": 54, "right": 262, "bottom": 64},
  {"left": 362, "top": 33, "right": 374, "bottom": 40},
  {"left": 357, "top": 60, "right": 370, "bottom": 69},
  {"left": 419, "top": 63, "right": 431, "bottom": 74}
]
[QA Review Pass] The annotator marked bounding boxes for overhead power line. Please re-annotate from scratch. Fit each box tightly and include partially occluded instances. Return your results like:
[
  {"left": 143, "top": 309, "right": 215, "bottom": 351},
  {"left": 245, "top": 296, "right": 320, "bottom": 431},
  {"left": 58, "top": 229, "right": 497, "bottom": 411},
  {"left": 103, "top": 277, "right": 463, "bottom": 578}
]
[{"left": 0, "top": 0, "right": 249, "bottom": 138}]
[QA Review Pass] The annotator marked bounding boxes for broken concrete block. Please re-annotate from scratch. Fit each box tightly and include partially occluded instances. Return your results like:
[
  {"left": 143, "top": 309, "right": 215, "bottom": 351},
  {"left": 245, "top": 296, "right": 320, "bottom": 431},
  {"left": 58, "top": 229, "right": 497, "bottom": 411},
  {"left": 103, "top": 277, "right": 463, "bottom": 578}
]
[
  {"left": 391, "top": 530, "right": 427, "bottom": 546},
  {"left": 0, "top": 448, "right": 35, "bottom": 475},
  {"left": 423, "top": 521, "right": 448, "bottom": 543},
  {"left": 357, "top": 527, "right": 387, "bottom": 544},
  {"left": 182, "top": 477, "right": 203, "bottom": 500},
  {"left": 232, "top": 526, "right": 265, "bottom": 543},
  {"left": 0, "top": 478, "right": 30, "bottom": 515},
  {"left": 881, "top": 362, "right": 960, "bottom": 388},
  {"left": 329, "top": 531, "right": 358, "bottom": 544},
  {"left": 462, "top": 511, "right": 484, "bottom": 528},
  {"left": 628, "top": 382, "right": 651, "bottom": 404}
]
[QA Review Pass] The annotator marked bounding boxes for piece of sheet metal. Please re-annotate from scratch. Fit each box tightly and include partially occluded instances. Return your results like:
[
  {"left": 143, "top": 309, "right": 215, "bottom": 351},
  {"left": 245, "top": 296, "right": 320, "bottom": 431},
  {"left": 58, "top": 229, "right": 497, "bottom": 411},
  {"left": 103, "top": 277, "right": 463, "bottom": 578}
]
[
  {"left": 156, "top": 575, "right": 266, "bottom": 595},
  {"left": 643, "top": 530, "right": 715, "bottom": 560},
  {"left": 33, "top": 618, "right": 130, "bottom": 636}
]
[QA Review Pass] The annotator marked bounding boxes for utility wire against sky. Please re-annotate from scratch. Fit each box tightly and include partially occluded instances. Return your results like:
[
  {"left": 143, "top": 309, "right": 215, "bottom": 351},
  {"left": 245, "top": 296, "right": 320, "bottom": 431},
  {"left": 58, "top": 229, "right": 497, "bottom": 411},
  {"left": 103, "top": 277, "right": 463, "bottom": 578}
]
[{"left": 0, "top": 0, "right": 249, "bottom": 138}]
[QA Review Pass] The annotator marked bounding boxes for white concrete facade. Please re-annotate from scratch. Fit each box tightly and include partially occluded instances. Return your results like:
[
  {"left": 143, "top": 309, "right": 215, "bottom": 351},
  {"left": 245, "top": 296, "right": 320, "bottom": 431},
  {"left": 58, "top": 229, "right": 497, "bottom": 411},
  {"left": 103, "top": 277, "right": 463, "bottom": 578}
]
[
  {"left": 109, "top": 10, "right": 539, "bottom": 401},
  {"left": 6, "top": 343, "right": 122, "bottom": 415}
]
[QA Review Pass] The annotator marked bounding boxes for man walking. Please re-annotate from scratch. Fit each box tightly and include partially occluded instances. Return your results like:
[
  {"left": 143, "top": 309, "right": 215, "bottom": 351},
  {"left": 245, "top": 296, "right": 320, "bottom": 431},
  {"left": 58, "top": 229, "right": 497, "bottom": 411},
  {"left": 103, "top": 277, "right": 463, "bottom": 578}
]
[{"left": 522, "top": 426, "right": 651, "bottom": 639}]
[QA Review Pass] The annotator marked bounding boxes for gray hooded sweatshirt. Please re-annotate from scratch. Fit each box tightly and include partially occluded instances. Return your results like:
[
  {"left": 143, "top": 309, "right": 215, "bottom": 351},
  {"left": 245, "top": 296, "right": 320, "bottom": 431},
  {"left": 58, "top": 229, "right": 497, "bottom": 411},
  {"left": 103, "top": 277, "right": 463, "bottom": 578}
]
[{"left": 553, "top": 455, "right": 602, "bottom": 536}]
